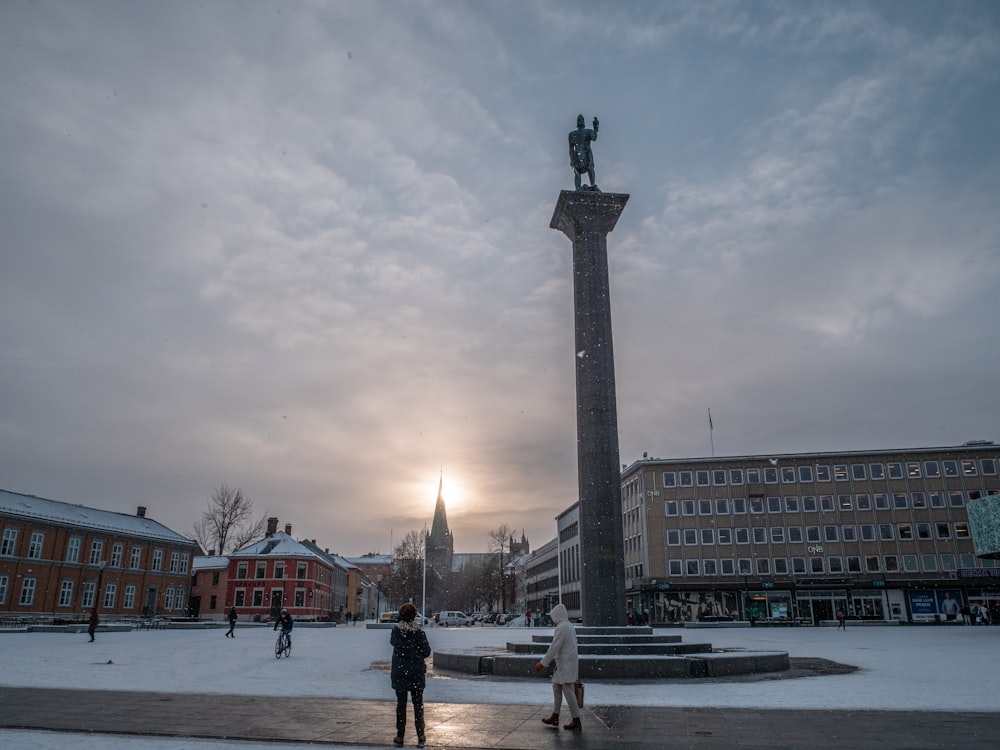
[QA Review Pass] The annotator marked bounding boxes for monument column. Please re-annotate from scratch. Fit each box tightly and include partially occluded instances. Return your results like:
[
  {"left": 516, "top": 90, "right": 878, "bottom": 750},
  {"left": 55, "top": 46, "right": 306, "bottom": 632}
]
[{"left": 551, "top": 189, "right": 629, "bottom": 627}]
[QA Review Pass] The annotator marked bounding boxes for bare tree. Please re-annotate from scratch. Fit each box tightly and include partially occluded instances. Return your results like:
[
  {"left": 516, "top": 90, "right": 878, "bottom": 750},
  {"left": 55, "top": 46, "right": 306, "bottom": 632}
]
[
  {"left": 393, "top": 530, "right": 425, "bottom": 610},
  {"left": 193, "top": 485, "right": 267, "bottom": 554},
  {"left": 487, "top": 525, "right": 514, "bottom": 612}
]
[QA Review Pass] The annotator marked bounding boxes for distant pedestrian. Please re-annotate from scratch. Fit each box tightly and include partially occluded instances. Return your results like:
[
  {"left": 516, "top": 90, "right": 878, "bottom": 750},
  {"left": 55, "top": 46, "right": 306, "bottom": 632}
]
[
  {"left": 836, "top": 609, "right": 847, "bottom": 631},
  {"left": 390, "top": 602, "right": 431, "bottom": 748},
  {"left": 225, "top": 606, "right": 238, "bottom": 638},
  {"left": 960, "top": 605, "right": 971, "bottom": 625},
  {"left": 534, "top": 603, "right": 582, "bottom": 731},
  {"left": 88, "top": 611, "right": 99, "bottom": 642},
  {"left": 345, "top": 611, "right": 352, "bottom": 626},
  {"left": 525, "top": 610, "right": 532, "bottom": 627}
]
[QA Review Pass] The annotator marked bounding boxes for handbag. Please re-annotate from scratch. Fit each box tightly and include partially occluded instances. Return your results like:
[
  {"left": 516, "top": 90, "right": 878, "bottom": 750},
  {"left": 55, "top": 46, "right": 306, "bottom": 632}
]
[{"left": 574, "top": 681, "right": 585, "bottom": 708}]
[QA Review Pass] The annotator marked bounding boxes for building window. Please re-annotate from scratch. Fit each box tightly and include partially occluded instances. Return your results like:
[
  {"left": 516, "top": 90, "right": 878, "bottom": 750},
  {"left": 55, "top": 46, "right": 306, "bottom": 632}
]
[
  {"left": 19, "top": 577, "right": 36, "bottom": 606},
  {"left": 810, "top": 558, "right": 824, "bottom": 573},
  {"left": 773, "top": 558, "right": 788, "bottom": 574},
  {"left": 922, "top": 555, "right": 938, "bottom": 572},
  {"left": 936, "top": 523, "right": 951, "bottom": 539},
  {"left": 941, "top": 554, "right": 957, "bottom": 572},
  {"left": 212, "top": 571, "right": 220, "bottom": 586},
  {"left": 28, "top": 531, "right": 44, "bottom": 559},
  {"left": 684, "top": 529, "right": 698, "bottom": 545},
  {"left": 856, "top": 494, "right": 871, "bottom": 510},
  {"left": 943, "top": 461, "right": 959, "bottom": 477},
  {"left": 898, "top": 524, "right": 913, "bottom": 540},
  {"left": 879, "top": 524, "right": 894, "bottom": 541},
  {"left": 130, "top": 546, "right": 142, "bottom": 569},
  {"left": 884, "top": 556, "right": 899, "bottom": 572},
  {"left": 682, "top": 500, "right": 695, "bottom": 516},
  {"left": 766, "top": 497, "right": 780, "bottom": 513},
  {"left": 713, "top": 470, "right": 726, "bottom": 486},
  {"left": 806, "top": 526, "right": 820, "bottom": 543},
  {"left": 662, "top": 472, "right": 676, "bottom": 488},
  {"left": 679, "top": 471, "right": 693, "bottom": 487},
  {"left": 715, "top": 498, "right": 729, "bottom": 514},
  {"left": 729, "top": 469, "right": 744, "bottom": 485},
  {"left": 847, "top": 556, "right": 862, "bottom": 573},
  {"left": 151, "top": 548, "right": 163, "bottom": 571},
  {"left": 828, "top": 557, "right": 844, "bottom": 573},
  {"left": 736, "top": 528, "right": 750, "bottom": 545},
  {"left": 294, "top": 589, "right": 306, "bottom": 607},
  {"left": 874, "top": 493, "right": 890, "bottom": 510},
  {"left": 802, "top": 496, "right": 817, "bottom": 512},
  {"left": 664, "top": 500, "right": 678, "bottom": 516},
  {"left": 949, "top": 492, "right": 965, "bottom": 508},
  {"left": 912, "top": 492, "right": 926, "bottom": 508},
  {"left": 89, "top": 540, "right": 105, "bottom": 565},
  {"left": 103, "top": 583, "right": 117, "bottom": 609},
  {"left": 81, "top": 581, "right": 96, "bottom": 608},
  {"left": 866, "top": 556, "right": 880, "bottom": 572},
  {"left": 924, "top": 461, "right": 940, "bottom": 477},
  {"left": 696, "top": 470, "right": 710, "bottom": 486},
  {"left": 902, "top": 555, "right": 918, "bottom": 572},
  {"left": 791, "top": 557, "right": 806, "bottom": 574},
  {"left": 750, "top": 496, "right": 765, "bottom": 514},
  {"left": 820, "top": 495, "right": 835, "bottom": 512},
  {"left": 753, "top": 528, "right": 767, "bottom": 544},
  {"left": 124, "top": 584, "right": 136, "bottom": 609},
  {"left": 782, "top": 467, "right": 795, "bottom": 483},
  {"left": 893, "top": 493, "right": 908, "bottom": 510},
  {"left": 699, "top": 499, "right": 713, "bottom": 515},
  {"left": 66, "top": 537, "right": 81, "bottom": 563},
  {"left": 110, "top": 543, "right": 123, "bottom": 568},
  {"left": 788, "top": 526, "right": 803, "bottom": 543},
  {"left": 0, "top": 574, "right": 7, "bottom": 604},
  {"left": 234, "top": 590, "right": 246, "bottom": 606},
  {"left": 666, "top": 530, "right": 680, "bottom": 545},
  {"left": 907, "top": 462, "right": 921, "bottom": 479},
  {"left": 686, "top": 560, "right": 700, "bottom": 576},
  {"left": 738, "top": 559, "right": 752, "bottom": 575},
  {"left": 851, "top": 464, "right": 866, "bottom": 481},
  {"left": 732, "top": 498, "right": 747, "bottom": 514},
  {"left": 833, "top": 465, "right": 848, "bottom": 481},
  {"left": 721, "top": 559, "right": 735, "bottom": 575},
  {"left": 842, "top": 525, "right": 857, "bottom": 542},
  {"left": 798, "top": 466, "right": 813, "bottom": 483},
  {"left": 256, "top": 562, "right": 266, "bottom": 579},
  {"left": 955, "top": 522, "right": 970, "bottom": 539},
  {"left": 982, "top": 458, "right": 997, "bottom": 476},
  {"left": 839, "top": 495, "right": 852, "bottom": 510},
  {"left": 861, "top": 525, "right": 876, "bottom": 541},
  {"left": 816, "top": 465, "right": 831, "bottom": 482},
  {"left": 274, "top": 562, "right": 285, "bottom": 579},
  {"left": 756, "top": 558, "right": 771, "bottom": 575},
  {"left": 668, "top": 560, "right": 682, "bottom": 576},
  {"left": 771, "top": 527, "right": 784, "bottom": 543},
  {"left": 930, "top": 492, "right": 945, "bottom": 508},
  {"left": 1, "top": 528, "right": 18, "bottom": 556},
  {"left": 746, "top": 468, "right": 761, "bottom": 483},
  {"left": 824, "top": 526, "right": 839, "bottom": 542},
  {"left": 252, "top": 589, "right": 264, "bottom": 606},
  {"left": 764, "top": 467, "right": 778, "bottom": 484},
  {"left": 962, "top": 460, "right": 978, "bottom": 476},
  {"left": 717, "top": 528, "right": 732, "bottom": 545},
  {"left": 917, "top": 523, "right": 932, "bottom": 540},
  {"left": 58, "top": 580, "right": 74, "bottom": 607},
  {"left": 237, "top": 563, "right": 248, "bottom": 580},
  {"left": 701, "top": 529, "right": 715, "bottom": 545},
  {"left": 785, "top": 496, "right": 799, "bottom": 512},
  {"left": 869, "top": 463, "right": 885, "bottom": 480},
  {"left": 887, "top": 463, "right": 903, "bottom": 479}
]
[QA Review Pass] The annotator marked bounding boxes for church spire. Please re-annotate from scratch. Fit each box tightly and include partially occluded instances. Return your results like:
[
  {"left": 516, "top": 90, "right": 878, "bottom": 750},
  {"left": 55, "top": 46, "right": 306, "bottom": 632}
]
[{"left": 428, "top": 472, "right": 452, "bottom": 549}]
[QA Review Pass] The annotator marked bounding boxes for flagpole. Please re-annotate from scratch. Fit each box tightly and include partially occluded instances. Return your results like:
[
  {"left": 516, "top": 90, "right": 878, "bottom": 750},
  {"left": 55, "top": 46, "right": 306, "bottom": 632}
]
[
  {"left": 708, "top": 408, "right": 715, "bottom": 457},
  {"left": 422, "top": 522, "right": 427, "bottom": 621}
]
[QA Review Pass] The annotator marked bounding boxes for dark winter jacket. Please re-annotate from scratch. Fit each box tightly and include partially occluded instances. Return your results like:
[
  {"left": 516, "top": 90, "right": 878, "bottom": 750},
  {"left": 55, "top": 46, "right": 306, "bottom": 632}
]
[{"left": 390, "top": 620, "right": 432, "bottom": 692}]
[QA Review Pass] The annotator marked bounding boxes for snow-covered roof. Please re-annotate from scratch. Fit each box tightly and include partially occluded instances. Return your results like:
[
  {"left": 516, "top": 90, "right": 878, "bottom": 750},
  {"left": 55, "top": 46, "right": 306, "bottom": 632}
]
[
  {"left": 0, "top": 488, "right": 198, "bottom": 546},
  {"left": 192, "top": 555, "right": 230, "bottom": 571},
  {"left": 229, "top": 531, "right": 328, "bottom": 561}
]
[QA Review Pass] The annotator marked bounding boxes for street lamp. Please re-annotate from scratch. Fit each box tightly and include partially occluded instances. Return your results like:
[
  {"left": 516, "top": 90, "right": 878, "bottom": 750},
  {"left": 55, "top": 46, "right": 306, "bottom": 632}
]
[
  {"left": 92, "top": 560, "right": 106, "bottom": 619},
  {"left": 376, "top": 574, "right": 383, "bottom": 620}
]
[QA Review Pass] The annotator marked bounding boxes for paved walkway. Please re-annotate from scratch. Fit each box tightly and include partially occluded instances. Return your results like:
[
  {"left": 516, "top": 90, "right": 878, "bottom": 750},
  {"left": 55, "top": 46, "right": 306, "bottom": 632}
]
[{"left": 2, "top": 686, "right": 998, "bottom": 749}]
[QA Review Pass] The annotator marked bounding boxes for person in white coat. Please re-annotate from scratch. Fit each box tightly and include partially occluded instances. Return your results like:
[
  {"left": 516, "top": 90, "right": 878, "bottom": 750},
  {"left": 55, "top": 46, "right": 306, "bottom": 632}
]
[{"left": 533, "top": 603, "right": 582, "bottom": 730}]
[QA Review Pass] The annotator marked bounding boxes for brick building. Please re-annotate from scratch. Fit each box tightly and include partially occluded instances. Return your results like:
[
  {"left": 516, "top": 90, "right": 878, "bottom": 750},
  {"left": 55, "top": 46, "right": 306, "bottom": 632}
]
[{"left": 0, "top": 489, "right": 199, "bottom": 620}]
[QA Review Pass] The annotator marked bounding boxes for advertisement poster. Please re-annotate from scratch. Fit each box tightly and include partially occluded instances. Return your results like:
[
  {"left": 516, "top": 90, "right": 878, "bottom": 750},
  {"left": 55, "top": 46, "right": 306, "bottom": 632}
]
[{"left": 909, "top": 589, "right": 964, "bottom": 622}]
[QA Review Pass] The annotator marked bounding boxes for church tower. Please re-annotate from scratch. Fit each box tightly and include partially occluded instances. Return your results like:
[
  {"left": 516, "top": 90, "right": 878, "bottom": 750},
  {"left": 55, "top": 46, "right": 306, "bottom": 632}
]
[{"left": 425, "top": 474, "right": 454, "bottom": 571}]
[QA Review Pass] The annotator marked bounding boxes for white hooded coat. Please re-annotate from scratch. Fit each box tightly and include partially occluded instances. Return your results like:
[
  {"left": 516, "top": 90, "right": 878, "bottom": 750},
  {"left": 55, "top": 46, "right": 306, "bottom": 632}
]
[{"left": 538, "top": 603, "right": 579, "bottom": 684}]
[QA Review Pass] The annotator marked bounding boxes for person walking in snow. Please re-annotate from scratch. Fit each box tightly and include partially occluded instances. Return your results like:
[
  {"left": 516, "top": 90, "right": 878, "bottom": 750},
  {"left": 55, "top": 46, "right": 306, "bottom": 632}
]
[
  {"left": 225, "top": 606, "right": 238, "bottom": 638},
  {"left": 87, "top": 611, "right": 99, "bottom": 642},
  {"left": 534, "top": 603, "right": 582, "bottom": 731},
  {"left": 390, "top": 602, "right": 432, "bottom": 748},
  {"left": 836, "top": 608, "right": 847, "bottom": 630}
]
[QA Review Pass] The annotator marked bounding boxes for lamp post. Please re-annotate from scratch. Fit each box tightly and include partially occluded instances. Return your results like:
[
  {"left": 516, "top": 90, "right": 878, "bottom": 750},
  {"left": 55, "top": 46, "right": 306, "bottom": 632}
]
[
  {"left": 92, "top": 560, "right": 106, "bottom": 618},
  {"left": 376, "top": 574, "right": 383, "bottom": 621}
]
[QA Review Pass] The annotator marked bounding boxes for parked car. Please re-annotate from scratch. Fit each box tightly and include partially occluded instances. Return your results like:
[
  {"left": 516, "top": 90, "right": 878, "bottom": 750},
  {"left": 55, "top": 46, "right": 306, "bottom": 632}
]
[
  {"left": 380, "top": 612, "right": 399, "bottom": 623},
  {"left": 437, "top": 610, "right": 473, "bottom": 627}
]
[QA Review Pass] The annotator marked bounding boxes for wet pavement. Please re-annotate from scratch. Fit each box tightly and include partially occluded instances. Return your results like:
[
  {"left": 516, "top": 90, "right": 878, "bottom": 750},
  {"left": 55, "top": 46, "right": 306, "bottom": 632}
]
[{"left": 1, "top": 686, "right": 998, "bottom": 749}]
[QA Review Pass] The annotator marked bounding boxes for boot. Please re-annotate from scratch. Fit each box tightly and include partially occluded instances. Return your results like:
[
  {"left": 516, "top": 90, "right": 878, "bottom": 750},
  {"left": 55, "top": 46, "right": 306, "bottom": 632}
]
[
  {"left": 541, "top": 713, "right": 560, "bottom": 727},
  {"left": 563, "top": 717, "right": 582, "bottom": 731},
  {"left": 392, "top": 736, "right": 403, "bottom": 746}
]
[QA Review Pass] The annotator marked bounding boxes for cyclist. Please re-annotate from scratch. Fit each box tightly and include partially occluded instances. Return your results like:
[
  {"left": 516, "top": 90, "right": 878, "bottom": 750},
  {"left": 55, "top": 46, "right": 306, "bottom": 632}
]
[{"left": 273, "top": 608, "right": 294, "bottom": 646}]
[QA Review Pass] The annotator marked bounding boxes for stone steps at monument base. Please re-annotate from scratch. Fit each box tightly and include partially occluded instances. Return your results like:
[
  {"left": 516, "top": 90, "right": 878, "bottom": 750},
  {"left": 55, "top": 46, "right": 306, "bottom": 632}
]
[{"left": 506, "top": 641, "right": 713, "bottom": 656}]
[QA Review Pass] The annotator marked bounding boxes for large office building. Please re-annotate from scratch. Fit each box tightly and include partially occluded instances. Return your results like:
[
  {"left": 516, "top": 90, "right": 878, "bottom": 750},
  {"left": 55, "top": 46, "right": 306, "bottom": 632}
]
[{"left": 619, "top": 442, "right": 1000, "bottom": 625}]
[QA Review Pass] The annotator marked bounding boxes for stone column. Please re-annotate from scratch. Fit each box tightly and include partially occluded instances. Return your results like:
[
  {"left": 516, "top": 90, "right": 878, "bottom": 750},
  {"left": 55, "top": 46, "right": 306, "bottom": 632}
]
[{"left": 550, "top": 190, "right": 629, "bottom": 627}]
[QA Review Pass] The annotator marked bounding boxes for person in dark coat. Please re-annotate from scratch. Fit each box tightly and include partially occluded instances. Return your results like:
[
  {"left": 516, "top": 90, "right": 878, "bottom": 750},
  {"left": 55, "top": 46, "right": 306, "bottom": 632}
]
[
  {"left": 225, "top": 606, "right": 238, "bottom": 638},
  {"left": 87, "top": 611, "right": 99, "bottom": 642},
  {"left": 390, "top": 602, "right": 432, "bottom": 748}
]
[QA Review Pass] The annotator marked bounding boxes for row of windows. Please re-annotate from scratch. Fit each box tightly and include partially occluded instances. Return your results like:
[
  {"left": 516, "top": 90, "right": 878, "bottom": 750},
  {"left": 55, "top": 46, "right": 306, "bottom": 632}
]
[
  {"left": 662, "top": 458, "right": 998, "bottom": 489},
  {"left": 666, "top": 521, "right": 970, "bottom": 546},
  {"left": 0, "top": 527, "right": 189, "bottom": 573},
  {"left": 235, "top": 561, "right": 310, "bottom": 580},
  {"left": 232, "top": 587, "right": 310, "bottom": 608},
  {"left": 665, "top": 492, "right": 968, "bottom": 517},
  {"left": 0, "top": 574, "right": 184, "bottom": 611},
  {"left": 665, "top": 553, "right": 987, "bottom": 577}
]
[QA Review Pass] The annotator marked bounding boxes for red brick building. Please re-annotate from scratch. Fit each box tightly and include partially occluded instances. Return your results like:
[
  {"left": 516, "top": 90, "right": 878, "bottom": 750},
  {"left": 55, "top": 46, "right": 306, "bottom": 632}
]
[{"left": 0, "top": 489, "right": 200, "bottom": 620}]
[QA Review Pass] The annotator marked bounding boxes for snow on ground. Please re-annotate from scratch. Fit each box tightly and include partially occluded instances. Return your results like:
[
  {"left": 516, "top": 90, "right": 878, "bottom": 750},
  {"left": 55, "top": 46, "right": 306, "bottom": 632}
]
[{"left": 2, "top": 623, "right": 998, "bottom": 750}]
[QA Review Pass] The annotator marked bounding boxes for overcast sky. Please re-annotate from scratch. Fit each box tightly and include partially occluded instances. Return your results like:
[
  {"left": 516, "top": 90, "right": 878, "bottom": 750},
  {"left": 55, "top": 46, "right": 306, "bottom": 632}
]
[{"left": 2, "top": 1, "right": 998, "bottom": 557}]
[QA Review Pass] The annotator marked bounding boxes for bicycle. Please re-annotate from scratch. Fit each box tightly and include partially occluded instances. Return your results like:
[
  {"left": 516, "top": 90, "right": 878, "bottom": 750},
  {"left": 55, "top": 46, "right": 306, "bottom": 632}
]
[{"left": 274, "top": 628, "right": 292, "bottom": 659}]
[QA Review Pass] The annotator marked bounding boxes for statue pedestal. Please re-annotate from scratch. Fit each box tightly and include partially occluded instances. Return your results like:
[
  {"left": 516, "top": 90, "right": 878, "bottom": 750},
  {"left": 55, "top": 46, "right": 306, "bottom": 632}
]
[{"left": 551, "top": 190, "right": 629, "bottom": 627}]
